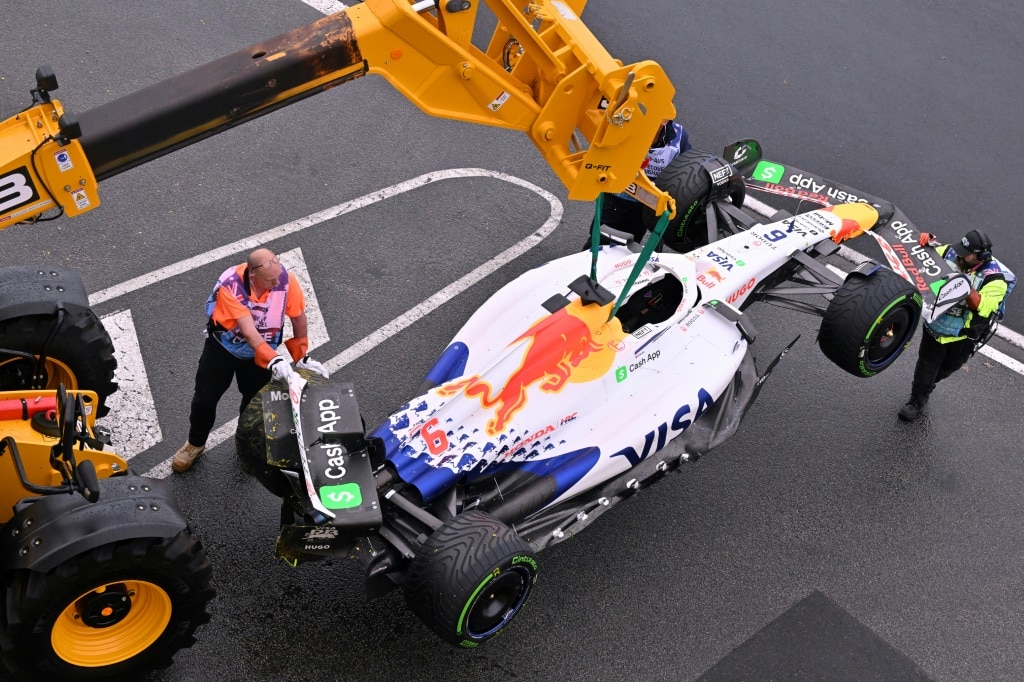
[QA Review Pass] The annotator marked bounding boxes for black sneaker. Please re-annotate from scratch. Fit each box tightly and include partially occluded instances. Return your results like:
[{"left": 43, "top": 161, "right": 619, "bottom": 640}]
[{"left": 898, "top": 398, "right": 926, "bottom": 421}]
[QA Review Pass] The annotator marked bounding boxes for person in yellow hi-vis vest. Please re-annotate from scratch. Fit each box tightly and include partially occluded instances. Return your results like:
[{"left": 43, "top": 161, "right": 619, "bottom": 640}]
[{"left": 899, "top": 230, "right": 1015, "bottom": 421}]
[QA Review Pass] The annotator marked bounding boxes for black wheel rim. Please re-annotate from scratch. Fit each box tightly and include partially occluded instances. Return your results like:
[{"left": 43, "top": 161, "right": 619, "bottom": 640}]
[
  {"left": 464, "top": 566, "right": 532, "bottom": 639},
  {"left": 867, "top": 305, "right": 914, "bottom": 366}
]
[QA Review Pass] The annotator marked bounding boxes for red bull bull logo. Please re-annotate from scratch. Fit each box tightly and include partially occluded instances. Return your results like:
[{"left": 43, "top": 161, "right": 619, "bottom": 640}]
[{"left": 438, "top": 302, "right": 624, "bottom": 436}]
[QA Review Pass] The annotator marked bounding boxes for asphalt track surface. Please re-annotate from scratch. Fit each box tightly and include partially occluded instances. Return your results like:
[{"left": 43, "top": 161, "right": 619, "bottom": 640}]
[{"left": 2, "top": 2, "right": 1023, "bottom": 681}]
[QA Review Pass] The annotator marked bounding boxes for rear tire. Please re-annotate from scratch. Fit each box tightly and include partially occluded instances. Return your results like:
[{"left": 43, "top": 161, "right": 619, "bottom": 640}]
[
  {"left": 404, "top": 510, "right": 537, "bottom": 648},
  {"left": 0, "top": 531, "right": 214, "bottom": 682},
  {"left": 818, "top": 266, "right": 922, "bottom": 377},
  {"left": 0, "top": 312, "right": 117, "bottom": 418}
]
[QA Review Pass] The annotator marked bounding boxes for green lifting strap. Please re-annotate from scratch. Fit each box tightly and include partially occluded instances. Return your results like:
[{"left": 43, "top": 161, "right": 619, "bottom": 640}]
[
  {"left": 609, "top": 209, "right": 672, "bottom": 320},
  {"left": 589, "top": 192, "right": 605, "bottom": 282}
]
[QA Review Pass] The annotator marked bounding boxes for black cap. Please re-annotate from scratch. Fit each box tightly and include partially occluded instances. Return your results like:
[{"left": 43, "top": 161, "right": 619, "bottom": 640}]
[{"left": 952, "top": 229, "right": 992, "bottom": 258}]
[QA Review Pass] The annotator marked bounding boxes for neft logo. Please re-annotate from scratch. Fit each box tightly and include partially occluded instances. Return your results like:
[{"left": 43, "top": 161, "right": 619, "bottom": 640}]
[
  {"left": 0, "top": 167, "right": 40, "bottom": 213},
  {"left": 709, "top": 166, "right": 732, "bottom": 185}
]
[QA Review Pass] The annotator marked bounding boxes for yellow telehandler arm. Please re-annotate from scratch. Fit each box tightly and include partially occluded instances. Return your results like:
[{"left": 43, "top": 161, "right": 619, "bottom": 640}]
[{"left": 0, "top": 0, "right": 676, "bottom": 230}]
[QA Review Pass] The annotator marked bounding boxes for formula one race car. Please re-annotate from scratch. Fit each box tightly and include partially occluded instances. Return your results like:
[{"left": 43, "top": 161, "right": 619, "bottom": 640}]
[{"left": 235, "top": 140, "right": 969, "bottom": 649}]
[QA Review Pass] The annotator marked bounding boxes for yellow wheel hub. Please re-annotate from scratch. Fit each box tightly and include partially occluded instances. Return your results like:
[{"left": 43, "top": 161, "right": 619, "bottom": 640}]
[
  {"left": 52, "top": 581, "right": 172, "bottom": 667},
  {"left": 0, "top": 355, "right": 78, "bottom": 391}
]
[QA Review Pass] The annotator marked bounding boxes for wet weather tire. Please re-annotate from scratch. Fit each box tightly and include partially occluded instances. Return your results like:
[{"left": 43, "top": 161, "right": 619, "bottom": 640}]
[
  {"left": 818, "top": 266, "right": 922, "bottom": 377},
  {"left": 0, "top": 312, "right": 117, "bottom": 418},
  {"left": 641, "top": 149, "right": 718, "bottom": 251},
  {"left": 404, "top": 510, "right": 537, "bottom": 648},
  {"left": 0, "top": 531, "right": 214, "bottom": 682}
]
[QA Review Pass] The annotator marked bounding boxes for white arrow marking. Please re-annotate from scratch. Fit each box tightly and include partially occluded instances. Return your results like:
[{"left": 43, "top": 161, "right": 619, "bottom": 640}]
[
  {"left": 300, "top": 0, "right": 348, "bottom": 14},
  {"left": 279, "top": 246, "right": 329, "bottom": 355},
  {"left": 96, "top": 309, "right": 162, "bottom": 458}
]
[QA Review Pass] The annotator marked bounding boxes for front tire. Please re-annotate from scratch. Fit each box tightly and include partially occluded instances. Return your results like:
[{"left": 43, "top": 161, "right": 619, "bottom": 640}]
[
  {"left": 818, "top": 266, "right": 922, "bottom": 377},
  {"left": 0, "top": 531, "right": 214, "bottom": 681},
  {"left": 641, "top": 149, "right": 714, "bottom": 251},
  {"left": 404, "top": 510, "right": 537, "bottom": 648}
]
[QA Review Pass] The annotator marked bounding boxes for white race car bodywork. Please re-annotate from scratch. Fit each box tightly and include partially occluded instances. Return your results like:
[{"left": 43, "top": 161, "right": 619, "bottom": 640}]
[{"left": 371, "top": 203, "right": 878, "bottom": 512}]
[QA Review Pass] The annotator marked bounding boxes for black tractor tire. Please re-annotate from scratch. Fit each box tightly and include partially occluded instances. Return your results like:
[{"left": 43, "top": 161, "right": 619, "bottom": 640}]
[
  {"left": 641, "top": 148, "right": 718, "bottom": 251},
  {"left": 236, "top": 369, "right": 329, "bottom": 499},
  {"left": 818, "top": 266, "right": 922, "bottom": 377},
  {"left": 404, "top": 510, "right": 537, "bottom": 648},
  {"left": 0, "top": 312, "right": 117, "bottom": 418},
  {"left": 0, "top": 530, "right": 214, "bottom": 682}
]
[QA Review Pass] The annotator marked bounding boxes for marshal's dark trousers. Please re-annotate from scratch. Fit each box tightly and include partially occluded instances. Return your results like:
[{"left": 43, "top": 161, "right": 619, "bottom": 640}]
[
  {"left": 910, "top": 330, "right": 975, "bottom": 403},
  {"left": 187, "top": 336, "right": 272, "bottom": 446}
]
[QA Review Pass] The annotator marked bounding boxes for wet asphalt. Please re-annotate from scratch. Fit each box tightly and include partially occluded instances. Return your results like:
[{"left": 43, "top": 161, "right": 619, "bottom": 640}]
[{"left": 1, "top": 2, "right": 1023, "bottom": 681}]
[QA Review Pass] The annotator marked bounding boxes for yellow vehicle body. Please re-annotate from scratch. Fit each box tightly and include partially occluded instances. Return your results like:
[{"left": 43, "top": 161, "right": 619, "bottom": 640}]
[
  {"left": 0, "top": 0, "right": 676, "bottom": 231},
  {"left": 0, "top": 390, "right": 126, "bottom": 525},
  {"left": 0, "top": 103, "right": 98, "bottom": 227}
]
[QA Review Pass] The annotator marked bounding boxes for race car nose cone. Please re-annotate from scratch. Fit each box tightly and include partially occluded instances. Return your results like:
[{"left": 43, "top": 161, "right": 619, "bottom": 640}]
[
  {"left": 829, "top": 202, "right": 879, "bottom": 242},
  {"left": 830, "top": 202, "right": 879, "bottom": 228}
]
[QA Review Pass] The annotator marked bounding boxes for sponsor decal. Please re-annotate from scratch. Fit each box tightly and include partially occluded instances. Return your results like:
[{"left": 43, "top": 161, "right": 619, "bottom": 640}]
[
  {"left": 726, "top": 277, "right": 757, "bottom": 304},
  {"left": 631, "top": 324, "right": 654, "bottom": 339},
  {"left": 436, "top": 305, "right": 622, "bottom": 436},
  {"left": 752, "top": 181, "right": 830, "bottom": 207},
  {"left": 628, "top": 349, "right": 661, "bottom": 372},
  {"left": 611, "top": 388, "right": 715, "bottom": 465},
  {"left": 509, "top": 424, "right": 556, "bottom": 457},
  {"left": 319, "top": 482, "right": 362, "bottom": 510},
  {"left": 607, "top": 339, "right": 625, "bottom": 352},
  {"left": 316, "top": 399, "right": 354, "bottom": 483},
  {"left": 559, "top": 412, "right": 579, "bottom": 426},
  {"left": 709, "top": 165, "right": 732, "bottom": 185},
  {"left": 615, "top": 366, "right": 629, "bottom": 382},
  {"left": 934, "top": 275, "right": 971, "bottom": 307},
  {"left": 705, "top": 249, "right": 744, "bottom": 271},
  {"left": 697, "top": 269, "right": 722, "bottom": 288},
  {"left": 787, "top": 173, "right": 867, "bottom": 204},
  {"left": 753, "top": 160, "right": 785, "bottom": 183},
  {"left": 891, "top": 243, "right": 929, "bottom": 292},
  {"left": 302, "top": 525, "right": 339, "bottom": 550},
  {"left": 678, "top": 307, "right": 705, "bottom": 332},
  {"left": 303, "top": 527, "right": 338, "bottom": 541}
]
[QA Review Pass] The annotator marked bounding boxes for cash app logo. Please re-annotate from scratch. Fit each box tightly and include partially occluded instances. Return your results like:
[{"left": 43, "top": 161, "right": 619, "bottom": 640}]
[
  {"left": 319, "top": 483, "right": 362, "bottom": 510},
  {"left": 615, "top": 366, "right": 628, "bottom": 382},
  {"left": 753, "top": 161, "right": 785, "bottom": 183}
]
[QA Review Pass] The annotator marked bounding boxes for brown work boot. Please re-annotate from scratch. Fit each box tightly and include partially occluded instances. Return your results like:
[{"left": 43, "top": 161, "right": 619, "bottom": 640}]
[{"left": 172, "top": 442, "right": 206, "bottom": 473}]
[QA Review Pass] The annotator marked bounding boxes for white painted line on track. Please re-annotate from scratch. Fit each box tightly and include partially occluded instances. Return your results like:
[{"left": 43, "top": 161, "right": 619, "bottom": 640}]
[
  {"left": 278, "top": 247, "right": 329, "bottom": 353},
  {"left": 301, "top": 0, "right": 348, "bottom": 14},
  {"left": 97, "top": 310, "right": 163, "bottom": 457},
  {"left": 978, "top": 344, "right": 1024, "bottom": 375},
  {"left": 143, "top": 171, "right": 563, "bottom": 479},
  {"left": 90, "top": 169, "right": 539, "bottom": 306}
]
